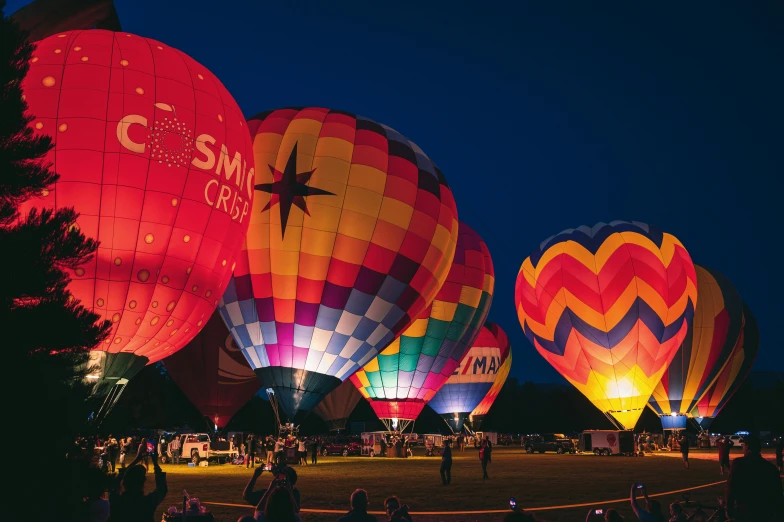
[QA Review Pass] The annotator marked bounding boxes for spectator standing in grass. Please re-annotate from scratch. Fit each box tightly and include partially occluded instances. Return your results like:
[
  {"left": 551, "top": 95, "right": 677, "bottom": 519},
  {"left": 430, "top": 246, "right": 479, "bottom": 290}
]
[
  {"left": 725, "top": 433, "right": 784, "bottom": 521},
  {"left": 105, "top": 435, "right": 118, "bottom": 473},
  {"left": 440, "top": 439, "right": 452, "bottom": 485},
  {"left": 311, "top": 437, "right": 319, "bottom": 465},
  {"left": 298, "top": 437, "right": 308, "bottom": 466},
  {"left": 246, "top": 434, "right": 257, "bottom": 469},
  {"left": 479, "top": 438, "right": 491, "bottom": 479},
  {"left": 716, "top": 435, "right": 731, "bottom": 475},
  {"left": 337, "top": 489, "right": 377, "bottom": 522},
  {"left": 678, "top": 433, "right": 689, "bottom": 469}
]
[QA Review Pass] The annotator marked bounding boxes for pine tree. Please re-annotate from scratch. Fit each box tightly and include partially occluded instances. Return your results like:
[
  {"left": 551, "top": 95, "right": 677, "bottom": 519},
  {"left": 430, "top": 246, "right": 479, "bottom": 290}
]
[{"left": 0, "top": 1, "right": 111, "bottom": 489}]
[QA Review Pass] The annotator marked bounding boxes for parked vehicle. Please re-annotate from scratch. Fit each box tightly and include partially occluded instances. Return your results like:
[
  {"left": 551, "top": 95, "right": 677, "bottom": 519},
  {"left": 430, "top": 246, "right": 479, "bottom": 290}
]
[
  {"left": 578, "top": 430, "right": 635, "bottom": 456},
  {"left": 321, "top": 437, "right": 362, "bottom": 456},
  {"left": 524, "top": 433, "right": 575, "bottom": 454},
  {"left": 159, "top": 432, "right": 238, "bottom": 464}
]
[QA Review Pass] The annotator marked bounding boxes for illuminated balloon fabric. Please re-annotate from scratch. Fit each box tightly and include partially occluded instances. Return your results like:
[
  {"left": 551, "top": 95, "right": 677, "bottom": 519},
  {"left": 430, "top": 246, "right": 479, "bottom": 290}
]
[
  {"left": 163, "top": 311, "right": 260, "bottom": 428},
  {"left": 471, "top": 330, "right": 512, "bottom": 418},
  {"left": 690, "top": 303, "right": 759, "bottom": 428},
  {"left": 219, "top": 107, "right": 459, "bottom": 418},
  {"left": 428, "top": 322, "right": 507, "bottom": 430},
  {"left": 349, "top": 222, "right": 494, "bottom": 421},
  {"left": 515, "top": 221, "right": 697, "bottom": 430},
  {"left": 647, "top": 266, "right": 743, "bottom": 426},
  {"left": 20, "top": 31, "right": 255, "bottom": 381},
  {"left": 313, "top": 379, "right": 364, "bottom": 431}
]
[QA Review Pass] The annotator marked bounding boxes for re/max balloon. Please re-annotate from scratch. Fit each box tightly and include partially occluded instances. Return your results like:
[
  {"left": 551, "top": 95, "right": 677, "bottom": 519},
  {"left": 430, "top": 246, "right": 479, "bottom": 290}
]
[
  {"left": 429, "top": 322, "right": 509, "bottom": 431},
  {"left": 219, "top": 108, "right": 459, "bottom": 419},
  {"left": 471, "top": 326, "right": 512, "bottom": 430},
  {"left": 515, "top": 221, "right": 697, "bottom": 430}
]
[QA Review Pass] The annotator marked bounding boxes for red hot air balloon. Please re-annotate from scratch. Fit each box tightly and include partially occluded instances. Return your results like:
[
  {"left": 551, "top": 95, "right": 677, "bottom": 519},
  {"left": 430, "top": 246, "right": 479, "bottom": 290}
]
[
  {"left": 20, "top": 31, "right": 254, "bottom": 403},
  {"left": 163, "top": 311, "right": 260, "bottom": 429}
]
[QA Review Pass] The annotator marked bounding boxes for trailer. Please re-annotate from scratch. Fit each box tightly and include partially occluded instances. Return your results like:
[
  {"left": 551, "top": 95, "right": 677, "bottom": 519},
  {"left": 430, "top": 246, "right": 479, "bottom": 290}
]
[
  {"left": 475, "top": 431, "right": 498, "bottom": 445},
  {"left": 579, "top": 430, "right": 635, "bottom": 456}
]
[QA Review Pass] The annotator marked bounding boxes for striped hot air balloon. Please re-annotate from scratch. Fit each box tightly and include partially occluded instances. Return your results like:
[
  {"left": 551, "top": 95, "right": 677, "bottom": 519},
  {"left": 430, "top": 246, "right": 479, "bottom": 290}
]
[
  {"left": 690, "top": 303, "right": 759, "bottom": 429},
  {"left": 515, "top": 221, "right": 698, "bottom": 430},
  {"left": 429, "top": 322, "right": 509, "bottom": 432},
  {"left": 471, "top": 333, "right": 512, "bottom": 430},
  {"left": 219, "top": 108, "right": 459, "bottom": 419},
  {"left": 350, "top": 223, "right": 494, "bottom": 430},
  {"left": 648, "top": 266, "right": 743, "bottom": 429}
]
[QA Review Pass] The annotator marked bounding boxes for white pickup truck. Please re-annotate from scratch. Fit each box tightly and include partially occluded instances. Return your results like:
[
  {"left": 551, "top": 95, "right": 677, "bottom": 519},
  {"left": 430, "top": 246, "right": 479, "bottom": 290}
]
[{"left": 160, "top": 433, "right": 237, "bottom": 464}]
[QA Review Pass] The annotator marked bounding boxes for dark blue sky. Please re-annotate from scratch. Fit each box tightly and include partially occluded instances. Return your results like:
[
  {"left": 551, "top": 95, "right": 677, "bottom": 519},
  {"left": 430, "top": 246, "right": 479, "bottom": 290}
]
[{"left": 10, "top": 1, "right": 784, "bottom": 382}]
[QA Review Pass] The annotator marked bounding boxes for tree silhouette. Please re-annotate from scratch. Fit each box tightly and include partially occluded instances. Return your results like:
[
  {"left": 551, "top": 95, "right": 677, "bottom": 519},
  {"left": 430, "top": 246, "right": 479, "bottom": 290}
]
[{"left": 0, "top": 4, "right": 111, "bottom": 511}]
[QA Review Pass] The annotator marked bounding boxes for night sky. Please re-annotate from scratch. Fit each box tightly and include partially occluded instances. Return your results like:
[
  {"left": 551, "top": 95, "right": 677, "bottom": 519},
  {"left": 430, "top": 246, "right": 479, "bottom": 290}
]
[{"left": 8, "top": 1, "right": 784, "bottom": 383}]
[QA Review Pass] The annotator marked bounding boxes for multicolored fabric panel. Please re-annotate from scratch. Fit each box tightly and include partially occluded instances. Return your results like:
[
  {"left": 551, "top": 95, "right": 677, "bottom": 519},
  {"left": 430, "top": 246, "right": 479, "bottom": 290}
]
[
  {"left": 691, "top": 303, "right": 759, "bottom": 422},
  {"left": 648, "top": 266, "right": 743, "bottom": 417},
  {"left": 313, "top": 379, "right": 364, "bottom": 431},
  {"left": 163, "top": 311, "right": 260, "bottom": 427},
  {"left": 21, "top": 30, "right": 254, "bottom": 363},
  {"left": 429, "top": 322, "right": 507, "bottom": 416},
  {"left": 472, "top": 328, "right": 512, "bottom": 417},
  {"left": 350, "top": 222, "right": 494, "bottom": 420},
  {"left": 219, "top": 107, "right": 459, "bottom": 417},
  {"left": 515, "top": 221, "right": 698, "bottom": 429}
]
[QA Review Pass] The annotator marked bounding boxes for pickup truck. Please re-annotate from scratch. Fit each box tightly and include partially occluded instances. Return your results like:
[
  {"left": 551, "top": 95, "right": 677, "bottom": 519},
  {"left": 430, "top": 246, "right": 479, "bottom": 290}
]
[
  {"left": 159, "top": 433, "right": 238, "bottom": 464},
  {"left": 523, "top": 433, "right": 575, "bottom": 454}
]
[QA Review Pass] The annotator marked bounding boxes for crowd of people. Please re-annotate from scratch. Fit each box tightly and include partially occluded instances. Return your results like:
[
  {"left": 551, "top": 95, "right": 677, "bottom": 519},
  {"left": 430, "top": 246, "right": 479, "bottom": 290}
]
[{"left": 64, "top": 431, "right": 782, "bottom": 522}]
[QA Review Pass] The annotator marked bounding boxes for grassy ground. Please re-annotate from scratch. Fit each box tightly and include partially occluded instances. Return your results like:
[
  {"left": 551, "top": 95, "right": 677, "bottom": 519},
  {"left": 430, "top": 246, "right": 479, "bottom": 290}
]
[{"left": 151, "top": 447, "right": 779, "bottom": 522}]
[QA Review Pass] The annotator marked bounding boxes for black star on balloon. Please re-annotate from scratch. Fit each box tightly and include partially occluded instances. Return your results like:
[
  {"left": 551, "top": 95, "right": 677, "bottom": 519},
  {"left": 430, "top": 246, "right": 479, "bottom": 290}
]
[{"left": 255, "top": 143, "right": 335, "bottom": 237}]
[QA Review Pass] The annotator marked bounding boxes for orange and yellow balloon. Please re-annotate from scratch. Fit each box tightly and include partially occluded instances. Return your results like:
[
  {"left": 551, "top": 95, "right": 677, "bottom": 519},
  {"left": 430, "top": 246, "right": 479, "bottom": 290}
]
[{"left": 515, "top": 221, "right": 698, "bottom": 429}]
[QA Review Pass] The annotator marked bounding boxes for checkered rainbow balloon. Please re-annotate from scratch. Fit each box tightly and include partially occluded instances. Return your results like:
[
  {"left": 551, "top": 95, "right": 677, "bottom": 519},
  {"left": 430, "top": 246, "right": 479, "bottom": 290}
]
[{"left": 219, "top": 108, "right": 459, "bottom": 418}]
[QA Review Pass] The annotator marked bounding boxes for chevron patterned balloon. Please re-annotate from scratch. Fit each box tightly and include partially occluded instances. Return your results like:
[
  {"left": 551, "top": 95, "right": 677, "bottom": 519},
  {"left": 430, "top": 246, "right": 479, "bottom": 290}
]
[{"left": 515, "top": 221, "right": 698, "bottom": 429}]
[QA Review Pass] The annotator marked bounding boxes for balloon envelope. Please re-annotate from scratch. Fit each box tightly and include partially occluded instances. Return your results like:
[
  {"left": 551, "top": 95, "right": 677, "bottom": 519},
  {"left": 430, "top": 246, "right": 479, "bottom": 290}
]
[
  {"left": 648, "top": 266, "right": 743, "bottom": 426},
  {"left": 471, "top": 332, "right": 513, "bottom": 419},
  {"left": 429, "top": 322, "right": 509, "bottom": 431},
  {"left": 350, "top": 222, "right": 494, "bottom": 421},
  {"left": 312, "top": 379, "right": 364, "bottom": 431},
  {"left": 219, "top": 108, "right": 459, "bottom": 419},
  {"left": 690, "top": 303, "right": 759, "bottom": 426},
  {"left": 515, "top": 221, "right": 697, "bottom": 429},
  {"left": 21, "top": 30, "right": 254, "bottom": 395},
  {"left": 163, "top": 311, "right": 260, "bottom": 428}
]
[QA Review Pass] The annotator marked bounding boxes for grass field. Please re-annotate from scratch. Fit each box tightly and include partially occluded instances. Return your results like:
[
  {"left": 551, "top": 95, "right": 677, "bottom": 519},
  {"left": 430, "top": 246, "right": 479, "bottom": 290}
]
[{"left": 151, "top": 447, "right": 777, "bottom": 522}]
